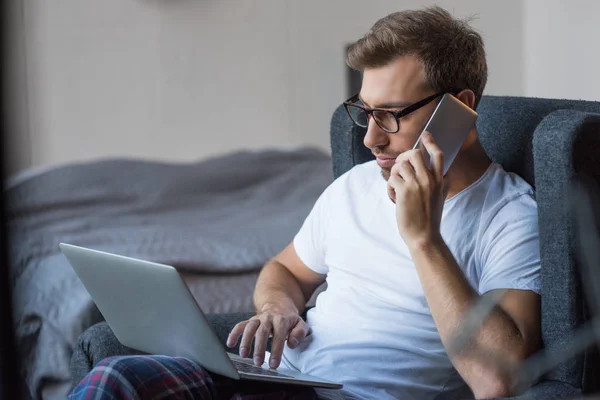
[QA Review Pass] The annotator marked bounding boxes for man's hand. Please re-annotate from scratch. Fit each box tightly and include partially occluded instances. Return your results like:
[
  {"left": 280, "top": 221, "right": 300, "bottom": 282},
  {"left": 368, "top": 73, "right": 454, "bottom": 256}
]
[
  {"left": 226, "top": 306, "right": 310, "bottom": 369},
  {"left": 387, "top": 131, "right": 448, "bottom": 248}
]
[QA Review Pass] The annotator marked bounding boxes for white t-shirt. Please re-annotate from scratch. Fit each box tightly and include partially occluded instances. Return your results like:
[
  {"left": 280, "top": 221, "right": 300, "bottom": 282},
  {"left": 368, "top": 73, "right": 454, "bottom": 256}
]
[{"left": 278, "top": 161, "right": 541, "bottom": 400}]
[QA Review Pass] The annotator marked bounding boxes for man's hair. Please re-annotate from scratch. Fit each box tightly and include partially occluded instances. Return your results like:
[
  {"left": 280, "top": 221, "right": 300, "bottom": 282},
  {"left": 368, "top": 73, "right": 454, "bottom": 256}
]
[{"left": 347, "top": 6, "right": 487, "bottom": 107}]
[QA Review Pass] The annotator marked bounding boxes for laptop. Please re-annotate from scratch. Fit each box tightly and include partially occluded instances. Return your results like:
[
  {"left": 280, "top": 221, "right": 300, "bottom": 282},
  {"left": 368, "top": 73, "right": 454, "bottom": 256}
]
[{"left": 60, "top": 243, "right": 342, "bottom": 389}]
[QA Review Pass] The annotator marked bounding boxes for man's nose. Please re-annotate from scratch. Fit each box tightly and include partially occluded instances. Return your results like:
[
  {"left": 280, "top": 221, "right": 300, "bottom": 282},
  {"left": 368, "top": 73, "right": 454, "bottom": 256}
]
[{"left": 363, "top": 118, "right": 390, "bottom": 150}]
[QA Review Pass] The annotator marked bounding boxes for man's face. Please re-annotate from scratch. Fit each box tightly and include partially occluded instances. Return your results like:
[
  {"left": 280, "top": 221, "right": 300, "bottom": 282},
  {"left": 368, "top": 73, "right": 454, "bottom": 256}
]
[{"left": 359, "top": 56, "right": 438, "bottom": 180}]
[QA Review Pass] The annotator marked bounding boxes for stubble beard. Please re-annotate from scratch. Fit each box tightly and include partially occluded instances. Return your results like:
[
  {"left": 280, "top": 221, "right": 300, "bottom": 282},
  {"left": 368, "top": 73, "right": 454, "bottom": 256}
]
[{"left": 381, "top": 167, "right": 391, "bottom": 181}]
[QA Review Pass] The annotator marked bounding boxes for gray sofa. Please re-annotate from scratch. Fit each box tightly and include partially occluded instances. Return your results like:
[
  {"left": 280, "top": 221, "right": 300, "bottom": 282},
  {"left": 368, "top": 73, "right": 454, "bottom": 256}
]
[{"left": 73, "top": 95, "right": 600, "bottom": 398}]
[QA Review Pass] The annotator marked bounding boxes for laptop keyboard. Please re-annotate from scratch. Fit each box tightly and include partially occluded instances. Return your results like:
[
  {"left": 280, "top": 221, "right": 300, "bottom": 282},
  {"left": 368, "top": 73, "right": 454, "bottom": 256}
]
[{"left": 231, "top": 359, "right": 291, "bottom": 377}]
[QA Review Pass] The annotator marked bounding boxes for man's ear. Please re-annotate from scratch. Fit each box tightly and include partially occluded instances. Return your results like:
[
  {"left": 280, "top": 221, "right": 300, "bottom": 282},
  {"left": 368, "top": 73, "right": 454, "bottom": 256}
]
[{"left": 457, "top": 89, "right": 476, "bottom": 110}]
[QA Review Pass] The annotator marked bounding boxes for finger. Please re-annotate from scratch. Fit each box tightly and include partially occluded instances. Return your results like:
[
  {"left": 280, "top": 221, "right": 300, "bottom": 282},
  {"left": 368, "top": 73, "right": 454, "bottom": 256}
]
[
  {"left": 421, "top": 131, "right": 444, "bottom": 181},
  {"left": 407, "top": 149, "right": 430, "bottom": 185},
  {"left": 387, "top": 184, "right": 396, "bottom": 204},
  {"left": 227, "top": 320, "right": 248, "bottom": 348},
  {"left": 395, "top": 150, "right": 411, "bottom": 164},
  {"left": 239, "top": 319, "right": 260, "bottom": 358},
  {"left": 387, "top": 174, "right": 403, "bottom": 202},
  {"left": 252, "top": 321, "right": 273, "bottom": 366},
  {"left": 397, "top": 160, "right": 417, "bottom": 184},
  {"left": 268, "top": 316, "right": 291, "bottom": 368},
  {"left": 287, "top": 319, "right": 310, "bottom": 349},
  {"left": 390, "top": 157, "right": 409, "bottom": 180}
]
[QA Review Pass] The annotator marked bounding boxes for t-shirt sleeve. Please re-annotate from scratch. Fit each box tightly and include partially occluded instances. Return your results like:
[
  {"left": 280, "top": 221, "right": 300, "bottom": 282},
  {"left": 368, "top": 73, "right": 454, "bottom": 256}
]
[
  {"left": 292, "top": 184, "right": 334, "bottom": 275},
  {"left": 477, "top": 194, "right": 541, "bottom": 295}
]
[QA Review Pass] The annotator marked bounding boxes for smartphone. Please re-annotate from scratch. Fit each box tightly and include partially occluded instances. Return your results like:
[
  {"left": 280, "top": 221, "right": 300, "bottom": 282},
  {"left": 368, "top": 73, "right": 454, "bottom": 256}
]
[{"left": 412, "top": 93, "right": 478, "bottom": 176}]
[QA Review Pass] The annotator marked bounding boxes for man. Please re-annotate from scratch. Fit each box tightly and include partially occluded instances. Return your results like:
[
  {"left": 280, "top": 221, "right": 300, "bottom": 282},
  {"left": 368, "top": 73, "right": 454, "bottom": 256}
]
[{"left": 70, "top": 6, "right": 541, "bottom": 400}]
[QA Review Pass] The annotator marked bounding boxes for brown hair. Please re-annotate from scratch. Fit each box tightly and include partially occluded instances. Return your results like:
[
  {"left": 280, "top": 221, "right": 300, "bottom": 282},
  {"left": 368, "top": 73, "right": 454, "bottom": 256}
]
[{"left": 347, "top": 6, "right": 487, "bottom": 107}]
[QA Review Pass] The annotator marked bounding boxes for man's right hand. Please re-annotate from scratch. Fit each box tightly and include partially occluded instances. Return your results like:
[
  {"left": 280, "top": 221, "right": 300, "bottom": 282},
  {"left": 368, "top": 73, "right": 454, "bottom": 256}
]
[{"left": 226, "top": 306, "right": 310, "bottom": 369}]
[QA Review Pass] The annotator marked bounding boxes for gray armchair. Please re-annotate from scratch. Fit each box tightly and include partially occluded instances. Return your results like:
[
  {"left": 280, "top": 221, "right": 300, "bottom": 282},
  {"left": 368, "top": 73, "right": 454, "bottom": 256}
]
[{"left": 330, "top": 95, "right": 600, "bottom": 398}]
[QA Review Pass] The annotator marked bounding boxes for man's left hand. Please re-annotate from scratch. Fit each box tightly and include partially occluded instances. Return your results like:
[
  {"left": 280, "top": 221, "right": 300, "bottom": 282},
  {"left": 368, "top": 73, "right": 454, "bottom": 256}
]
[{"left": 387, "top": 131, "right": 447, "bottom": 248}]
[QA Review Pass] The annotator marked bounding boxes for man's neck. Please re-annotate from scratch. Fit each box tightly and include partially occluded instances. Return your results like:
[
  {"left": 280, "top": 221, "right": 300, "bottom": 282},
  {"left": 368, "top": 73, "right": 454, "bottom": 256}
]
[{"left": 444, "top": 139, "right": 492, "bottom": 200}]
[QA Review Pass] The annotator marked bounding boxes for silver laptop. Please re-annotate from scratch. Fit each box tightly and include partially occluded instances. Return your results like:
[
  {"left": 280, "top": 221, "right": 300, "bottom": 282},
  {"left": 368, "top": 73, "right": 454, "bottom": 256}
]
[{"left": 60, "top": 243, "right": 342, "bottom": 389}]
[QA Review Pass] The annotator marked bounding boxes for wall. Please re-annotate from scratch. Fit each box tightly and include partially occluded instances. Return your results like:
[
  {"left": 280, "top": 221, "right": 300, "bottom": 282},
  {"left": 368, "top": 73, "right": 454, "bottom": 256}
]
[
  {"left": 4, "top": 0, "right": 32, "bottom": 174},
  {"left": 524, "top": 0, "right": 600, "bottom": 101},
  {"left": 8, "top": 1, "right": 526, "bottom": 174}
]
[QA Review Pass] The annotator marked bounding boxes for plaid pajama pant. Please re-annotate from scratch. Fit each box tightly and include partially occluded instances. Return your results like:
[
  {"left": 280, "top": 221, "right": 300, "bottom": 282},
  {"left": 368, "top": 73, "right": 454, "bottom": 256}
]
[{"left": 68, "top": 355, "right": 318, "bottom": 400}]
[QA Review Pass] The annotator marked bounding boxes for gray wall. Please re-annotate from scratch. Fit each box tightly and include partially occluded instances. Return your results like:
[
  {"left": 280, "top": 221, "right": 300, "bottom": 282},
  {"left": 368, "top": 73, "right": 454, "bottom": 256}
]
[
  {"left": 6, "top": 1, "right": 596, "bottom": 175},
  {"left": 524, "top": 0, "right": 600, "bottom": 101}
]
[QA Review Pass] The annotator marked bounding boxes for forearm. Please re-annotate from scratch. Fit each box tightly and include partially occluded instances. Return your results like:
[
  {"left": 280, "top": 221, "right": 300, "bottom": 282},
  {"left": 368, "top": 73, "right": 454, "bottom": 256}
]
[
  {"left": 409, "top": 238, "right": 525, "bottom": 395},
  {"left": 253, "top": 260, "right": 307, "bottom": 315}
]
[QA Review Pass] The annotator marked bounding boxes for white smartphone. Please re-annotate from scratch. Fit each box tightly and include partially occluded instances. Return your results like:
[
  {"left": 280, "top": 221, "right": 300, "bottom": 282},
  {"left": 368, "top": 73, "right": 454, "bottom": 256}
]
[{"left": 412, "top": 93, "right": 478, "bottom": 175}]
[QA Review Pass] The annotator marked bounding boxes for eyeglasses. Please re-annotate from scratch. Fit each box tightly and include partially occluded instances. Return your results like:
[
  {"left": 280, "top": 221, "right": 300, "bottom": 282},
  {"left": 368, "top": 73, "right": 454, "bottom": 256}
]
[{"left": 343, "top": 89, "right": 462, "bottom": 133}]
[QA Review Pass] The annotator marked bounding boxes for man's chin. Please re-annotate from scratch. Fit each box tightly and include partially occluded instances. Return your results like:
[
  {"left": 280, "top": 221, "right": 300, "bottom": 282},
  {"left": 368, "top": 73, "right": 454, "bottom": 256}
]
[{"left": 380, "top": 167, "right": 391, "bottom": 181}]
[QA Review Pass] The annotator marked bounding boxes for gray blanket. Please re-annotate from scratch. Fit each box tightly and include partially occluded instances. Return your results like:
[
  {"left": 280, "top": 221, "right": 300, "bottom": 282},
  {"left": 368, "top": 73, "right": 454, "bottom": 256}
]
[{"left": 6, "top": 148, "right": 333, "bottom": 400}]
